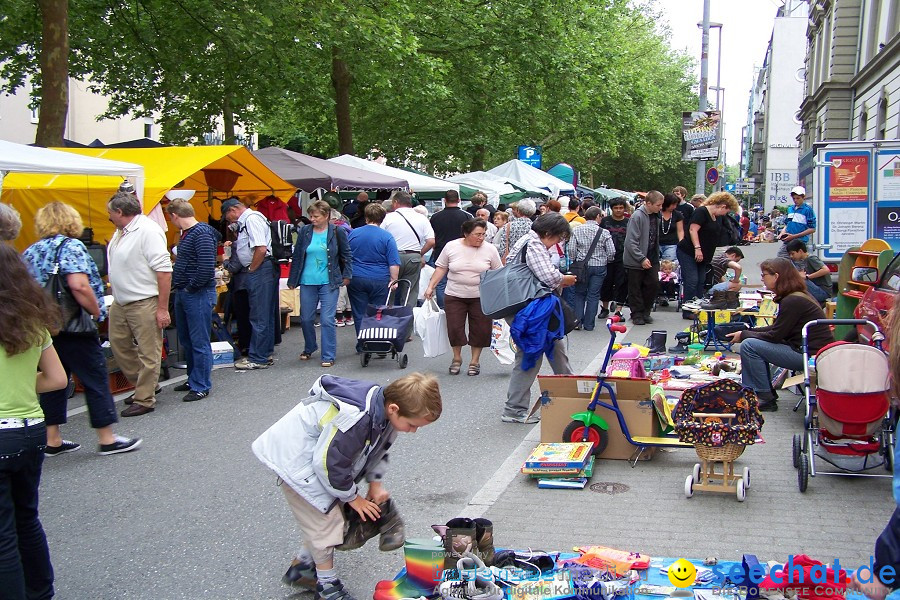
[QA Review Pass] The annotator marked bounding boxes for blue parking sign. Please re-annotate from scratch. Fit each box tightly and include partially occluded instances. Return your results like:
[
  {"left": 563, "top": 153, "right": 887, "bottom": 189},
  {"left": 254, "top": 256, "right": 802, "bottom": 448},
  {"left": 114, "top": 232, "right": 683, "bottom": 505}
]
[
  {"left": 518, "top": 145, "right": 542, "bottom": 168},
  {"left": 725, "top": 183, "right": 735, "bottom": 192}
]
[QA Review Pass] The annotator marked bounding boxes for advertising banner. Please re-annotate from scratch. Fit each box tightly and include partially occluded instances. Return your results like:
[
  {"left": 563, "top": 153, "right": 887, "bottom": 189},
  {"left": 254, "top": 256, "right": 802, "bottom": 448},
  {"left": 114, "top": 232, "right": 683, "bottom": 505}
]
[
  {"left": 822, "top": 151, "right": 871, "bottom": 260},
  {"left": 875, "top": 150, "right": 900, "bottom": 252},
  {"left": 875, "top": 202, "right": 900, "bottom": 252},
  {"left": 681, "top": 111, "right": 720, "bottom": 161}
]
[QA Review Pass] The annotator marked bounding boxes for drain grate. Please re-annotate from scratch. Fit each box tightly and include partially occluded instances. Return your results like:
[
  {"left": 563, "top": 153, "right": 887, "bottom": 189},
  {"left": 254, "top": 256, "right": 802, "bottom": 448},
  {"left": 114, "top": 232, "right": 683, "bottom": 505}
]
[{"left": 589, "top": 482, "right": 630, "bottom": 495}]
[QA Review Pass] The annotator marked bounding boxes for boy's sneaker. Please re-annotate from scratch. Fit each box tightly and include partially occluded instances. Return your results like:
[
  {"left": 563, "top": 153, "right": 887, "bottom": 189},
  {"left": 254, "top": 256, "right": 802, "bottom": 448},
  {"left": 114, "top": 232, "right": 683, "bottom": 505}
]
[
  {"left": 336, "top": 317, "right": 346, "bottom": 327},
  {"left": 500, "top": 413, "right": 540, "bottom": 424},
  {"left": 282, "top": 559, "right": 317, "bottom": 590},
  {"left": 344, "top": 316, "right": 354, "bottom": 326},
  {"left": 44, "top": 440, "right": 80, "bottom": 457},
  {"left": 234, "top": 358, "right": 269, "bottom": 370},
  {"left": 98, "top": 436, "right": 142, "bottom": 456},
  {"left": 315, "top": 579, "right": 357, "bottom": 600}
]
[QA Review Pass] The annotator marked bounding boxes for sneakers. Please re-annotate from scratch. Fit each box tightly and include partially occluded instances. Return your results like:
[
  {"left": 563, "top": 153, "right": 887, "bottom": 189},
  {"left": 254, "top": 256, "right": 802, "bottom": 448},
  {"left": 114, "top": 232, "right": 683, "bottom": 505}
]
[
  {"left": 234, "top": 358, "right": 269, "bottom": 370},
  {"left": 315, "top": 579, "right": 357, "bottom": 600},
  {"left": 173, "top": 382, "right": 191, "bottom": 392},
  {"left": 438, "top": 553, "right": 503, "bottom": 600},
  {"left": 182, "top": 390, "right": 209, "bottom": 402},
  {"left": 336, "top": 317, "right": 346, "bottom": 327},
  {"left": 44, "top": 440, "right": 80, "bottom": 457},
  {"left": 344, "top": 316, "right": 354, "bottom": 326},
  {"left": 282, "top": 559, "right": 317, "bottom": 590},
  {"left": 598, "top": 308, "right": 610, "bottom": 319},
  {"left": 501, "top": 413, "right": 540, "bottom": 424},
  {"left": 98, "top": 436, "right": 142, "bottom": 455}
]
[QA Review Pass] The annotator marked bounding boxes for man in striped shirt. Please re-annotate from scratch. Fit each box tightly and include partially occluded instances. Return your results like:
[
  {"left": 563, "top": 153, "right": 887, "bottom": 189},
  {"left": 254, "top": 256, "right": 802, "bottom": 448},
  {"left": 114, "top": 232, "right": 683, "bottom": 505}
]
[
  {"left": 167, "top": 200, "right": 219, "bottom": 402},
  {"left": 567, "top": 207, "right": 616, "bottom": 331}
]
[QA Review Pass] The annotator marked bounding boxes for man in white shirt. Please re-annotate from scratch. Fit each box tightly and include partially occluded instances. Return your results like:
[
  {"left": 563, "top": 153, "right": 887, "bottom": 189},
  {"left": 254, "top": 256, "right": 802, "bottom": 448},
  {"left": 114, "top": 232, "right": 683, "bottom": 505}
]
[
  {"left": 222, "top": 197, "right": 276, "bottom": 370},
  {"left": 106, "top": 191, "right": 173, "bottom": 417},
  {"left": 381, "top": 190, "right": 435, "bottom": 309}
]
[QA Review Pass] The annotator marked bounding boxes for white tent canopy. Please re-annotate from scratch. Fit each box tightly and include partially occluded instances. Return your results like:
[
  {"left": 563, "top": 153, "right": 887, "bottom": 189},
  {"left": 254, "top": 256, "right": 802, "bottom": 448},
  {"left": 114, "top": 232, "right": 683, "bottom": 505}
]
[
  {"left": 0, "top": 139, "right": 145, "bottom": 197},
  {"left": 446, "top": 171, "right": 525, "bottom": 206},
  {"left": 327, "top": 154, "right": 458, "bottom": 194},
  {"left": 487, "top": 159, "right": 576, "bottom": 197}
]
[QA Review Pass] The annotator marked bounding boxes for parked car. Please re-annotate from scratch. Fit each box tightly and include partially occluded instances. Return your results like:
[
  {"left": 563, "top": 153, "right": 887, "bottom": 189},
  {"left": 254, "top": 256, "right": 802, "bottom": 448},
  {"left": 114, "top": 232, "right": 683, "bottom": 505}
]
[{"left": 855, "top": 251, "right": 900, "bottom": 346}]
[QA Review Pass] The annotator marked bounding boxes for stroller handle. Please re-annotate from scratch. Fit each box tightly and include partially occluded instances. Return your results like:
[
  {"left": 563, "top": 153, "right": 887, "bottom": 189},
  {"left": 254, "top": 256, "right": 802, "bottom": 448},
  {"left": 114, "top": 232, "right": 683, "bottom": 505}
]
[{"left": 801, "top": 318, "right": 881, "bottom": 339}]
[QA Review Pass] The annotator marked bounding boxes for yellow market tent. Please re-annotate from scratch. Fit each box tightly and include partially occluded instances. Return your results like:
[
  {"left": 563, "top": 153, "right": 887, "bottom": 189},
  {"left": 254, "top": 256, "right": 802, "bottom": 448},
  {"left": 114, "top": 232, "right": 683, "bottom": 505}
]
[{"left": 3, "top": 145, "right": 296, "bottom": 251}]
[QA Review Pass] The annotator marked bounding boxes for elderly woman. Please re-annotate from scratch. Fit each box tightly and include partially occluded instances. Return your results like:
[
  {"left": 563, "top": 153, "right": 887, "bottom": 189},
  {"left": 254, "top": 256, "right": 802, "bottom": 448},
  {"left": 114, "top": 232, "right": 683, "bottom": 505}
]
[
  {"left": 347, "top": 203, "right": 401, "bottom": 353},
  {"left": 22, "top": 202, "right": 141, "bottom": 456},
  {"left": 424, "top": 219, "right": 501, "bottom": 376},
  {"left": 676, "top": 191, "right": 740, "bottom": 311},
  {"left": 502, "top": 213, "right": 577, "bottom": 423},
  {"left": 287, "top": 200, "right": 352, "bottom": 368},
  {"left": 726, "top": 258, "right": 833, "bottom": 412},
  {"left": 494, "top": 199, "right": 536, "bottom": 263},
  {"left": 0, "top": 203, "right": 22, "bottom": 242}
]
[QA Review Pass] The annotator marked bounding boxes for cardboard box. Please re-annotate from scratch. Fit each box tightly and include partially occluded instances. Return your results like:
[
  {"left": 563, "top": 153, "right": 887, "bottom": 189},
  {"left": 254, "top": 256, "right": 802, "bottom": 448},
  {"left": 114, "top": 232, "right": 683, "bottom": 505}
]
[
  {"left": 535, "top": 375, "right": 659, "bottom": 461},
  {"left": 280, "top": 288, "right": 300, "bottom": 317},
  {"left": 211, "top": 341, "right": 236, "bottom": 366}
]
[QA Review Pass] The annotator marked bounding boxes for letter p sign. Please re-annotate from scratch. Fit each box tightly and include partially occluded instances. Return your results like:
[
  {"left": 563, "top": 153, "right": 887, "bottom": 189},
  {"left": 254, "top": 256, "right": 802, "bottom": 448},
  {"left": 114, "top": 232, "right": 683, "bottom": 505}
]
[{"left": 525, "top": 148, "right": 535, "bottom": 159}]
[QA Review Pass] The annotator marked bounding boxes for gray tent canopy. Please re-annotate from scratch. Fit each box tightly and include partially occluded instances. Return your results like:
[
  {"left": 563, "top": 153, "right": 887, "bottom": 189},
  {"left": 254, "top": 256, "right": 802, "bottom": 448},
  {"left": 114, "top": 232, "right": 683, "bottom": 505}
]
[{"left": 254, "top": 147, "right": 408, "bottom": 192}]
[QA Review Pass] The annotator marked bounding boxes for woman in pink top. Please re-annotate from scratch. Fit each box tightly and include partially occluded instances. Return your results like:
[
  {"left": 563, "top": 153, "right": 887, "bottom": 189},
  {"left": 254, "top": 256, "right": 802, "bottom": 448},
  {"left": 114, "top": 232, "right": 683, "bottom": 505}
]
[{"left": 424, "top": 219, "right": 501, "bottom": 376}]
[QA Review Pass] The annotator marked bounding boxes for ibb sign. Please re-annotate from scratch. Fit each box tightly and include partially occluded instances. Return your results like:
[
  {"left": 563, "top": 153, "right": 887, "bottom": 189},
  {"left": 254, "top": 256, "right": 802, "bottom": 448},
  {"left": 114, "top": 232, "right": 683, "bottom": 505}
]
[{"left": 518, "top": 145, "right": 542, "bottom": 168}]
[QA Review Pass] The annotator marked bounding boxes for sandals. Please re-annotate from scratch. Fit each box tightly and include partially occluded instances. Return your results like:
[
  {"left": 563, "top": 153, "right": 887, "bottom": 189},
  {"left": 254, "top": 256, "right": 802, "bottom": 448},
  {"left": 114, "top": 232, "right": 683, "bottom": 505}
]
[
  {"left": 467, "top": 363, "right": 480, "bottom": 376},
  {"left": 299, "top": 352, "right": 313, "bottom": 361},
  {"left": 321, "top": 361, "right": 335, "bottom": 368},
  {"left": 449, "top": 361, "right": 462, "bottom": 375}
]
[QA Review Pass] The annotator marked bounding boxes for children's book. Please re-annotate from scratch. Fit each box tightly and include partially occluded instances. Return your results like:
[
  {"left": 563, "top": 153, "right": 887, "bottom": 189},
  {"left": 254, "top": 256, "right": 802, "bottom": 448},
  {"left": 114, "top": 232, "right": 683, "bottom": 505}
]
[
  {"left": 529, "top": 456, "right": 594, "bottom": 478},
  {"left": 522, "top": 442, "right": 592, "bottom": 470},
  {"left": 536, "top": 477, "right": 588, "bottom": 489}
]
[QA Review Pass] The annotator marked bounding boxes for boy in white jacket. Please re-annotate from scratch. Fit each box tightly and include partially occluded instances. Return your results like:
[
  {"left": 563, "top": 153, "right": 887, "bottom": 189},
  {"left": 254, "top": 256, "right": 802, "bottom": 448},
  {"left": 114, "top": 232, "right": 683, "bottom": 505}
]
[{"left": 252, "top": 373, "right": 442, "bottom": 600}]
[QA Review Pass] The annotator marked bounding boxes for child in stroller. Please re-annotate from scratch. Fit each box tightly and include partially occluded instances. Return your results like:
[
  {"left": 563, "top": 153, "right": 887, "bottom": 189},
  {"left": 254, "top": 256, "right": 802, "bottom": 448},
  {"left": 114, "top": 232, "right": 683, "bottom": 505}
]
[{"left": 657, "top": 260, "right": 679, "bottom": 307}]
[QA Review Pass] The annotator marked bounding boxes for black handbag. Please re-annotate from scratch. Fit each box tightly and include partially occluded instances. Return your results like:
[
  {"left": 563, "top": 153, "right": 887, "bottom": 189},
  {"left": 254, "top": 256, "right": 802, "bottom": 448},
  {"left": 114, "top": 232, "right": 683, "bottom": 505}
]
[
  {"left": 568, "top": 226, "right": 604, "bottom": 283},
  {"left": 44, "top": 238, "right": 98, "bottom": 336}
]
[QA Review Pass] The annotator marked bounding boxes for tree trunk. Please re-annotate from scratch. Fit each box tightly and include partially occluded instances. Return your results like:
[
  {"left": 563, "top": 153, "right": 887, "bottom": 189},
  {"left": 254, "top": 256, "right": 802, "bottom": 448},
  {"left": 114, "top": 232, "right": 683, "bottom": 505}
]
[
  {"left": 331, "top": 46, "right": 353, "bottom": 155},
  {"left": 34, "top": 0, "right": 68, "bottom": 147},
  {"left": 471, "top": 144, "right": 485, "bottom": 171},
  {"left": 222, "top": 92, "right": 235, "bottom": 145}
]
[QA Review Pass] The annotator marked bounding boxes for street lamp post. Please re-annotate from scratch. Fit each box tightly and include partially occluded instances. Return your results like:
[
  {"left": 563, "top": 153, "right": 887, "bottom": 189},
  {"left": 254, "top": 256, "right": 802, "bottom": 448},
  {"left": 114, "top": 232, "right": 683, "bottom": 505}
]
[
  {"left": 697, "top": 18, "right": 724, "bottom": 193},
  {"left": 695, "top": 0, "right": 711, "bottom": 196}
]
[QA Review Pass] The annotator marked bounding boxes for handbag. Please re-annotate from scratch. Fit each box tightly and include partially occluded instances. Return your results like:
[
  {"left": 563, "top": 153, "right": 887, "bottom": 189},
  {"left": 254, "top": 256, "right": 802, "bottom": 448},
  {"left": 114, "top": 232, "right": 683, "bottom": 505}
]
[
  {"left": 479, "top": 244, "right": 552, "bottom": 319},
  {"left": 569, "top": 226, "right": 604, "bottom": 282},
  {"left": 44, "top": 238, "right": 98, "bottom": 336}
]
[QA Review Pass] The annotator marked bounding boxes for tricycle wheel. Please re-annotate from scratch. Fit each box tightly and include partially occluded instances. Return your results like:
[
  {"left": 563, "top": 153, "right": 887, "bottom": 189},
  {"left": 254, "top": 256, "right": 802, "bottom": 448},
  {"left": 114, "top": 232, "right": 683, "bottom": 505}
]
[
  {"left": 684, "top": 475, "right": 694, "bottom": 498},
  {"left": 399, "top": 354, "right": 409, "bottom": 369},
  {"left": 360, "top": 353, "right": 370, "bottom": 368},
  {"left": 792, "top": 434, "right": 801, "bottom": 469},
  {"left": 562, "top": 421, "right": 609, "bottom": 456},
  {"left": 798, "top": 453, "right": 810, "bottom": 492}
]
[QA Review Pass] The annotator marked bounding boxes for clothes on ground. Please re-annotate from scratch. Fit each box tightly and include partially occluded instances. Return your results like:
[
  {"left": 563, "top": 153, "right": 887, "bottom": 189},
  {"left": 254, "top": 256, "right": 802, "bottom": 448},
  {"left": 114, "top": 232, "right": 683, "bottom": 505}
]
[
  {"left": 600, "top": 215, "right": 629, "bottom": 263},
  {"left": 741, "top": 292, "right": 833, "bottom": 353},
  {"left": 107, "top": 214, "right": 173, "bottom": 304},
  {"left": 567, "top": 222, "right": 616, "bottom": 267},
  {"left": 435, "top": 239, "right": 502, "bottom": 298},
  {"left": 677, "top": 206, "right": 720, "bottom": 265},
  {"left": 348, "top": 225, "right": 400, "bottom": 280},
  {"left": 24, "top": 235, "right": 109, "bottom": 321},
  {"left": 785, "top": 203, "right": 816, "bottom": 242},
  {"left": 0, "top": 331, "right": 50, "bottom": 419},
  {"left": 172, "top": 222, "right": 219, "bottom": 292}
]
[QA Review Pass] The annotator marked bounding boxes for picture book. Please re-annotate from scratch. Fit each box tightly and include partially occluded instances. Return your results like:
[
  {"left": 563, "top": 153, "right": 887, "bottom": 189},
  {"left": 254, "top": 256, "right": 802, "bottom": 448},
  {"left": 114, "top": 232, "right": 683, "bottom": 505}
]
[
  {"left": 529, "top": 456, "right": 595, "bottom": 479},
  {"left": 536, "top": 477, "right": 588, "bottom": 489},
  {"left": 522, "top": 442, "right": 592, "bottom": 470}
]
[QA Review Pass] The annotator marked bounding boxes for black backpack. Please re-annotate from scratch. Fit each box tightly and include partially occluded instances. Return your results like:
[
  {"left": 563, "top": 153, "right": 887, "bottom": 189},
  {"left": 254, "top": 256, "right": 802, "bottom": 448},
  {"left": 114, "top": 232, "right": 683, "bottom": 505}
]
[
  {"left": 718, "top": 214, "right": 741, "bottom": 247},
  {"left": 269, "top": 220, "right": 294, "bottom": 263}
]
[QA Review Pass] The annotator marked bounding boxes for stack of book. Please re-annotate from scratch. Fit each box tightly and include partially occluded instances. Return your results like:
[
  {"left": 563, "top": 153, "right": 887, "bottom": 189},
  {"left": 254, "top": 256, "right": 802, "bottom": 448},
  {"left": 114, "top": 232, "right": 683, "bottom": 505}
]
[{"left": 521, "top": 442, "right": 595, "bottom": 489}]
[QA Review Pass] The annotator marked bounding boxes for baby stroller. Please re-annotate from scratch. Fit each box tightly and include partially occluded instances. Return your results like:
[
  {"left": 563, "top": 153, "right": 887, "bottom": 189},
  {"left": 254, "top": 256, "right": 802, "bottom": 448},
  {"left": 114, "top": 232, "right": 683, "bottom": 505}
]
[
  {"left": 357, "top": 280, "right": 413, "bottom": 369},
  {"left": 794, "top": 319, "right": 896, "bottom": 492},
  {"left": 674, "top": 379, "right": 764, "bottom": 502}
]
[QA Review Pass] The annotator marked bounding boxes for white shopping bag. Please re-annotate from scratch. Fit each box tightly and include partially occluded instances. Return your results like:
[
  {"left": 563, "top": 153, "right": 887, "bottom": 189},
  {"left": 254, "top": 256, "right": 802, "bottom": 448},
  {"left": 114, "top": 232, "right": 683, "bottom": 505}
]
[
  {"left": 418, "top": 298, "right": 451, "bottom": 358},
  {"left": 418, "top": 263, "right": 435, "bottom": 302},
  {"left": 489, "top": 319, "right": 516, "bottom": 365}
]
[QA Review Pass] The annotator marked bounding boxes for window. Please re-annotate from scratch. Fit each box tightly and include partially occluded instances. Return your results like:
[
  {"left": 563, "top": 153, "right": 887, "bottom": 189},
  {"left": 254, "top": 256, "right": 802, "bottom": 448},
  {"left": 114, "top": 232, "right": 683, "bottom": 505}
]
[
  {"left": 867, "top": 1, "right": 883, "bottom": 62},
  {"left": 144, "top": 123, "right": 152, "bottom": 138}
]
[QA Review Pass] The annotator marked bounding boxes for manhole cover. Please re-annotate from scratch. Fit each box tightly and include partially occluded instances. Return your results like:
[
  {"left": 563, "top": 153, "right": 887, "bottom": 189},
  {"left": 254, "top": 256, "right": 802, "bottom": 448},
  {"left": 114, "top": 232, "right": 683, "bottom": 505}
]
[{"left": 589, "top": 482, "right": 630, "bottom": 494}]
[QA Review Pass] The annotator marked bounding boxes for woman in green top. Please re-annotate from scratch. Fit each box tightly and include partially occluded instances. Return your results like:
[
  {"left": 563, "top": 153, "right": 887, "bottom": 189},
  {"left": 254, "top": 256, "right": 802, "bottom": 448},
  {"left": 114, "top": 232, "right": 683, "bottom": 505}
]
[{"left": 0, "top": 243, "right": 67, "bottom": 599}]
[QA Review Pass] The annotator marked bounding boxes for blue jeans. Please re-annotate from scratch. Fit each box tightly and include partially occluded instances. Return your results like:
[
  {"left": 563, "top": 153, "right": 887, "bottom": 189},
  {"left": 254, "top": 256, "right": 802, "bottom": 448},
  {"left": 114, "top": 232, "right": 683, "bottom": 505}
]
[
  {"left": 175, "top": 287, "right": 216, "bottom": 392},
  {"left": 245, "top": 261, "right": 276, "bottom": 364},
  {"left": 806, "top": 280, "right": 829, "bottom": 303},
  {"left": 677, "top": 247, "right": 710, "bottom": 302},
  {"left": 348, "top": 277, "right": 390, "bottom": 352},
  {"left": 561, "top": 286, "right": 576, "bottom": 312},
  {"left": 40, "top": 334, "right": 117, "bottom": 429},
  {"left": 300, "top": 284, "right": 340, "bottom": 361},
  {"left": 0, "top": 423, "right": 54, "bottom": 600},
  {"left": 660, "top": 244, "right": 677, "bottom": 261},
  {"left": 739, "top": 337, "right": 805, "bottom": 393},
  {"left": 573, "top": 265, "right": 607, "bottom": 331}
]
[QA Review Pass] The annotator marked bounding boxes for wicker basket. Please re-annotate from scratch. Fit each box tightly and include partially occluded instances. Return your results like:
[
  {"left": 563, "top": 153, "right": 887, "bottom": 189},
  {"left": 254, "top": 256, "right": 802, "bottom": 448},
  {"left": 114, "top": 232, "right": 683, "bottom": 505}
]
[{"left": 695, "top": 443, "right": 745, "bottom": 462}]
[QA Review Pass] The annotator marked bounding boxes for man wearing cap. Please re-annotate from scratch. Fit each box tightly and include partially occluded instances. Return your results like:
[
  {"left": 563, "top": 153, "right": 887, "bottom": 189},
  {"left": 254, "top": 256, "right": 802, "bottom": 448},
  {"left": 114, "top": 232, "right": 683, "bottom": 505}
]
[
  {"left": 222, "top": 197, "right": 276, "bottom": 370},
  {"left": 381, "top": 190, "right": 435, "bottom": 311},
  {"left": 777, "top": 186, "right": 816, "bottom": 263}
]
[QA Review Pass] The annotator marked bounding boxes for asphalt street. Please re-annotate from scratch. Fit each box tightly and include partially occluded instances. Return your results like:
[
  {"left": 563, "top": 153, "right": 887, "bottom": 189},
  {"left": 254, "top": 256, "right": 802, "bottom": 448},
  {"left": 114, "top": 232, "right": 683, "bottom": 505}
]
[{"left": 43, "top": 242, "right": 895, "bottom": 599}]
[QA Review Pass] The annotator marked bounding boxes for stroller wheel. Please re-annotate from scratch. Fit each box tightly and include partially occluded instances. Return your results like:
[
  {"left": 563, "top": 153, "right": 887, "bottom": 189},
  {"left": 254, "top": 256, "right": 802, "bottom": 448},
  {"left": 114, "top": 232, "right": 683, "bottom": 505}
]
[
  {"left": 792, "top": 434, "right": 801, "bottom": 469},
  {"left": 742, "top": 467, "right": 751, "bottom": 490},
  {"left": 399, "top": 354, "right": 409, "bottom": 369},
  {"left": 798, "top": 453, "right": 810, "bottom": 492},
  {"left": 692, "top": 463, "right": 701, "bottom": 484},
  {"left": 360, "top": 353, "right": 370, "bottom": 368},
  {"left": 684, "top": 475, "right": 694, "bottom": 498},
  {"left": 736, "top": 478, "right": 746, "bottom": 502}
]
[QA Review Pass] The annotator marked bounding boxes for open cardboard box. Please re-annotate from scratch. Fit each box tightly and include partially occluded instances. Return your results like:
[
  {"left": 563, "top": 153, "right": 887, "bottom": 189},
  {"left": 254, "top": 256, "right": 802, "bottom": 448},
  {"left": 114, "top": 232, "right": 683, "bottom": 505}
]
[{"left": 534, "top": 375, "right": 659, "bottom": 461}]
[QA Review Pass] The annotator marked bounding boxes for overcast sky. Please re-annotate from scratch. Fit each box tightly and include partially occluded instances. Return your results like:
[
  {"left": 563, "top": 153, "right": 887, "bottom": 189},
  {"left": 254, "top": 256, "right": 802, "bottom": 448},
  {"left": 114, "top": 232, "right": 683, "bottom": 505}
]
[{"left": 653, "top": 0, "right": 789, "bottom": 166}]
